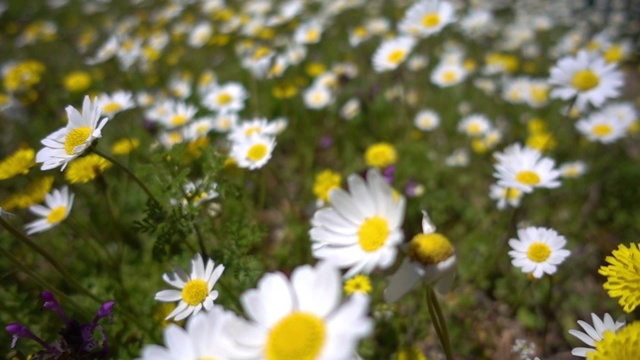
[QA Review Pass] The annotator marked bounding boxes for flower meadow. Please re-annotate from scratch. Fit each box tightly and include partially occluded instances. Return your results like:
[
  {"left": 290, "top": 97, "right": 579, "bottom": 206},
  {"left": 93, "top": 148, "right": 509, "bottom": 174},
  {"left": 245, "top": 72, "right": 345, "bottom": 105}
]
[{"left": 1, "top": 0, "right": 639, "bottom": 358}]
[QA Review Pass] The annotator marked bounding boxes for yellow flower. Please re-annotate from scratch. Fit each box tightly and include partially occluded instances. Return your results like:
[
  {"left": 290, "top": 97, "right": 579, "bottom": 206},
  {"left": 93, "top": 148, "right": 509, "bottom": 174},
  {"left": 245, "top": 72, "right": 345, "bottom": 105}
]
[
  {"left": 306, "top": 62, "right": 326, "bottom": 77},
  {"left": 344, "top": 274, "right": 372, "bottom": 295},
  {"left": 3, "top": 60, "right": 45, "bottom": 93},
  {"left": 313, "top": 170, "right": 342, "bottom": 203},
  {"left": 587, "top": 320, "right": 640, "bottom": 360},
  {"left": 599, "top": 243, "right": 640, "bottom": 313},
  {"left": 111, "top": 138, "right": 140, "bottom": 155},
  {"left": 528, "top": 118, "right": 547, "bottom": 134},
  {"left": 64, "top": 154, "right": 111, "bottom": 184},
  {"left": 396, "top": 345, "right": 427, "bottom": 360},
  {"left": 365, "top": 142, "right": 397, "bottom": 168},
  {"left": 272, "top": 83, "right": 298, "bottom": 99},
  {"left": 63, "top": 71, "right": 91, "bottom": 93},
  {"left": 526, "top": 132, "right": 556, "bottom": 152},
  {"left": 1, "top": 176, "right": 54, "bottom": 210},
  {"left": 0, "top": 147, "right": 35, "bottom": 180}
]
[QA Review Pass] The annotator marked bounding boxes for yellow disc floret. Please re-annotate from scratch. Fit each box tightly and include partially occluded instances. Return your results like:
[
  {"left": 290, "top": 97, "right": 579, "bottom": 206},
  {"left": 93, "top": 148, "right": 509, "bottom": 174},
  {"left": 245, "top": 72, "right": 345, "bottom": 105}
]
[
  {"left": 572, "top": 69, "right": 600, "bottom": 92},
  {"left": 358, "top": 216, "right": 390, "bottom": 252},
  {"left": 422, "top": 13, "right": 441, "bottom": 28},
  {"left": 247, "top": 144, "right": 268, "bottom": 162},
  {"left": 181, "top": 279, "right": 209, "bottom": 306},
  {"left": 408, "top": 233, "right": 454, "bottom": 266},
  {"left": 313, "top": 170, "right": 342, "bottom": 203},
  {"left": 266, "top": 312, "right": 326, "bottom": 360},
  {"left": 46, "top": 206, "right": 67, "bottom": 224},
  {"left": 516, "top": 170, "right": 541, "bottom": 186},
  {"left": 527, "top": 242, "right": 551, "bottom": 263},
  {"left": 64, "top": 127, "right": 92, "bottom": 155},
  {"left": 344, "top": 274, "right": 372, "bottom": 295}
]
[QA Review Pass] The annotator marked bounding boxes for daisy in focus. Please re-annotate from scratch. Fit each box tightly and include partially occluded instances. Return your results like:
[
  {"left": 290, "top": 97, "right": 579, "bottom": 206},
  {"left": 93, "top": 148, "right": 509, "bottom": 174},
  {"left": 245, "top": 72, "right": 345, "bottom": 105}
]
[
  {"left": 569, "top": 313, "right": 625, "bottom": 358},
  {"left": 227, "top": 261, "right": 373, "bottom": 360},
  {"left": 599, "top": 243, "right": 640, "bottom": 313},
  {"left": 493, "top": 143, "right": 561, "bottom": 193},
  {"left": 548, "top": 50, "right": 624, "bottom": 111},
  {"left": 384, "top": 210, "right": 456, "bottom": 303},
  {"left": 310, "top": 168, "right": 406, "bottom": 278},
  {"left": 508, "top": 226, "right": 571, "bottom": 279},
  {"left": 36, "top": 96, "right": 109, "bottom": 171},
  {"left": 155, "top": 254, "right": 225, "bottom": 321},
  {"left": 25, "top": 186, "right": 74, "bottom": 235}
]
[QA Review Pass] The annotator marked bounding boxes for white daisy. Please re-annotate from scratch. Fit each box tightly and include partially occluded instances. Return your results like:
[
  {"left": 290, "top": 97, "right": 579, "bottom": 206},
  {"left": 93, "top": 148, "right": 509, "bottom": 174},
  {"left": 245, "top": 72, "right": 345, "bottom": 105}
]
[
  {"left": 36, "top": 96, "right": 109, "bottom": 171},
  {"left": 575, "top": 111, "right": 628, "bottom": 144},
  {"left": 309, "top": 168, "right": 406, "bottom": 278},
  {"left": 211, "top": 112, "right": 239, "bottom": 133},
  {"left": 25, "top": 186, "right": 74, "bottom": 235},
  {"left": 303, "top": 85, "right": 333, "bottom": 110},
  {"left": 187, "top": 22, "right": 213, "bottom": 48},
  {"left": 549, "top": 50, "right": 624, "bottom": 111},
  {"left": 489, "top": 184, "right": 524, "bottom": 211},
  {"left": 559, "top": 161, "right": 587, "bottom": 179},
  {"left": 227, "top": 261, "right": 373, "bottom": 360},
  {"left": 157, "top": 100, "right": 198, "bottom": 129},
  {"left": 493, "top": 143, "right": 561, "bottom": 193},
  {"left": 414, "top": 109, "right": 440, "bottom": 131},
  {"left": 508, "top": 227, "right": 571, "bottom": 279},
  {"left": 398, "top": 0, "right": 455, "bottom": 37},
  {"left": 202, "top": 82, "right": 248, "bottom": 113},
  {"left": 458, "top": 113, "right": 492, "bottom": 137},
  {"left": 430, "top": 63, "right": 467, "bottom": 87},
  {"left": 97, "top": 90, "right": 135, "bottom": 118},
  {"left": 228, "top": 118, "right": 280, "bottom": 143},
  {"left": 230, "top": 134, "right": 276, "bottom": 170},
  {"left": 339, "top": 98, "right": 361, "bottom": 121},
  {"left": 139, "top": 306, "right": 249, "bottom": 360},
  {"left": 155, "top": 254, "right": 225, "bottom": 321},
  {"left": 384, "top": 210, "right": 456, "bottom": 303},
  {"left": 569, "top": 313, "right": 626, "bottom": 358},
  {"left": 294, "top": 20, "right": 324, "bottom": 44},
  {"left": 371, "top": 36, "right": 416, "bottom": 73},
  {"left": 444, "top": 148, "right": 469, "bottom": 167},
  {"left": 600, "top": 102, "right": 637, "bottom": 130}
]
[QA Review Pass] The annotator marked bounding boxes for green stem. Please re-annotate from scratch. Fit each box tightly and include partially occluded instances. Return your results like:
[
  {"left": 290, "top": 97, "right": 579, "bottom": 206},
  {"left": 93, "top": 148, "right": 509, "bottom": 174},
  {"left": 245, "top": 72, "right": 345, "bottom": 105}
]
[
  {"left": 0, "top": 245, "right": 91, "bottom": 318},
  {"left": 427, "top": 287, "right": 454, "bottom": 360},
  {"left": 92, "top": 147, "right": 162, "bottom": 207},
  {"left": 541, "top": 275, "right": 554, "bottom": 354},
  {"left": 426, "top": 287, "right": 445, "bottom": 349},
  {"left": 0, "top": 215, "right": 105, "bottom": 306}
]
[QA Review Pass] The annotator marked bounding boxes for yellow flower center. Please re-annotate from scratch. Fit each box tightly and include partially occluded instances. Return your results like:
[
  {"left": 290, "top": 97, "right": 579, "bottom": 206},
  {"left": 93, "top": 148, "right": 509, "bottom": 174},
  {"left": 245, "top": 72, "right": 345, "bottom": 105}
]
[
  {"left": 358, "top": 216, "right": 389, "bottom": 252},
  {"left": 64, "top": 126, "right": 92, "bottom": 155},
  {"left": 408, "top": 233, "right": 454, "bottom": 266},
  {"left": 181, "top": 279, "right": 209, "bottom": 306},
  {"left": 306, "top": 29, "right": 319, "bottom": 42},
  {"left": 592, "top": 124, "right": 612, "bottom": 137},
  {"left": 387, "top": 49, "right": 407, "bottom": 65},
  {"left": 244, "top": 126, "right": 261, "bottom": 137},
  {"left": 442, "top": 70, "right": 456, "bottom": 83},
  {"left": 515, "top": 170, "right": 540, "bottom": 186},
  {"left": 468, "top": 123, "right": 481, "bottom": 135},
  {"left": 46, "top": 206, "right": 67, "bottom": 224},
  {"left": 217, "top": 92, "right": 233, "bottom": 105},
  {"left": 171, "top": 114, "right": 188, "bottom": 126},
  {"left": 503, "top": 187, "right": 522, "bottom": 201},
  {"left": 531, "top": 87, "right": 548, "bottom": 103},
  {"left": 103, "top": 102, "right": 122, "bottom": 114},
  {"left": 266, "top": 312, "right": 326, "bottom": 360},
  {"left": 572, "top": 69, "right": 600, "bottom": 92},
  {"left": 422, "top": 13, "right": 441, "bottom": 28},
  {"left": 527, "top": 242, "right": 551, "bottom": 263},
  {"left": 247, "top": 143, "right": 268, "bottom": 162}
]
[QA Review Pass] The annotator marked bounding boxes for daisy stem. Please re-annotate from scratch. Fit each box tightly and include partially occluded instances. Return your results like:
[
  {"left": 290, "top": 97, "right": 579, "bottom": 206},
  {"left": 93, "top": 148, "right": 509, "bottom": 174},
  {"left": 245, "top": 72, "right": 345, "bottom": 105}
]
[
  {"left": 92, "top": 148, "right": 162, "bottom": 207},
  {"left": 427, "top": 287, "right": 454, "bottom": 360},
  {"left": 192, "top": 222, "right": 208, "bottom": 259},
  {"left": 0, "top": 245, "right": 92, "bottom": 318},
  {"left": 0, "top": 216, "right": 106, "bottom": 306},
  {"left": 541, "top": 275, "right": 554, "bottom": 354}
]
